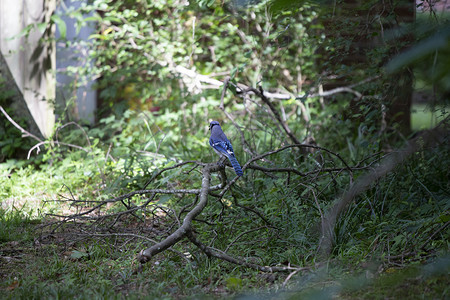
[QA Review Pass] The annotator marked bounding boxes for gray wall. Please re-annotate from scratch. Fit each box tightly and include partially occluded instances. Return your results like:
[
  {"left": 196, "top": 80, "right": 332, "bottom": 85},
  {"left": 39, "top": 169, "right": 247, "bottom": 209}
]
[{"left": 56, "top": 0, "right": 96, "bottom": 124}]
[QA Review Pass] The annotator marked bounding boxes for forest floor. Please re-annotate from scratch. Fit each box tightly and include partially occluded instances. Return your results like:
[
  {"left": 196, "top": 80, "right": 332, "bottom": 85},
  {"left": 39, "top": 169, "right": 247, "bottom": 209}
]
[{"left": 1, "top": 210, "right": 448, "bottom": 299}]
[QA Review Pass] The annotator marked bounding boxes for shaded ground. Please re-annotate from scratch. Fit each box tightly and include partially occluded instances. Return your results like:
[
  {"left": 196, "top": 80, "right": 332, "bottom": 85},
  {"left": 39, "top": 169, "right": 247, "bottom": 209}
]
[{"left": 1, "top": 211, "right": 448, "bottom": 299}]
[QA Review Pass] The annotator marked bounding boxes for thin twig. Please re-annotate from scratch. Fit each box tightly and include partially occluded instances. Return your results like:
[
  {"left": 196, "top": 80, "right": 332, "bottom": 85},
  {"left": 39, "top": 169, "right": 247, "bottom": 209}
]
[
  {"left": 242, "top": 86, "right": 302, "bottom": 145},
  {"left": 186, "top": 230, "right": 310, "bottom": 273},
  {"left": 0, "top": 105, "right": 43, "bottom": 142},
  {"left": 219, "top": 78, "right": 257, "bottom": 157},
  {"left": 225, "top": 226, "right": 266, "bottom": 252},
  {"left": 172, "top": 65, "right": 379, "bottom": 100},
  {"left": 28, "top": 141, "right": 89, "bottom": 159},
  {"left": 282, "top": 268, "right": 303, "bottom": 288},
  {"left": 143, "top": 160, "right": 203, "bottom": 189}
]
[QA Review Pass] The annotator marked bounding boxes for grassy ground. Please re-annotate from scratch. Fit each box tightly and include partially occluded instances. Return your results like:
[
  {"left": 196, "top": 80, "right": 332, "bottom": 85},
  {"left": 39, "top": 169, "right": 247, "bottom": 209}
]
[
  {"left": 1, "top": 204, "right": 448, "bottom": 299},
  {"left": 1, "top": 123, "right": 449, "bottom": 299},
  {"left": 411, "top": 104, "right": 449, "bottom": 131}
]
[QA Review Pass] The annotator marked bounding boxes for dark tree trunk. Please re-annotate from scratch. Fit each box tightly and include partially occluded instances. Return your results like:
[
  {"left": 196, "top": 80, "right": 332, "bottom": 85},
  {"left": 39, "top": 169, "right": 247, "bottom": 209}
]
[
  {"left": 383, "top": 0, "right": 415, "bottom": 136},
  {"left": 320, "top": 0, "right": 415, "bottom": 136},
  {"left": 0, "top": 51, "right": 44, "bottom": 140}
]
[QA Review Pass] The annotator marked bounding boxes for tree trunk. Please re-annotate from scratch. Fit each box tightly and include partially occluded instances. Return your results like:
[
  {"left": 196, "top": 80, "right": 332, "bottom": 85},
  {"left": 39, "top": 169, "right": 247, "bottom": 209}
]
[
  {"left": 321, "top": 0, "right": 415, "bottom": 136},
  {"left": 0, "top": 51, "right": 44, "bottom": 140},
  {"left": 384, "top": 0, "right": 415, "bottom": 136}
]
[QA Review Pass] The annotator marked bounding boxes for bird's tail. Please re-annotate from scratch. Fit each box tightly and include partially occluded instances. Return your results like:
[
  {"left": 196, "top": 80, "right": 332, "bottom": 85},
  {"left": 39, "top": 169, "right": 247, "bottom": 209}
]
[{"left": 228, "top": 155, "right": 243, "bottom": 176}]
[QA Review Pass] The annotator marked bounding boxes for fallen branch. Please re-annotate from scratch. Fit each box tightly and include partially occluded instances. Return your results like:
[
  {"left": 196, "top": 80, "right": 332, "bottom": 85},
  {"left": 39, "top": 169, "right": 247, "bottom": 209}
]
[
  {"left": 40, "top": 140, "right": 379, "bottom": 273},
  {"left": 135, "top": 143, "right": 365, "bottom": 271},
  {"left": 138, "top": 163, "right": 217, "bottom": 263},
  {"left": 186, "top": 230, "right": 309, "bottom": 273}
]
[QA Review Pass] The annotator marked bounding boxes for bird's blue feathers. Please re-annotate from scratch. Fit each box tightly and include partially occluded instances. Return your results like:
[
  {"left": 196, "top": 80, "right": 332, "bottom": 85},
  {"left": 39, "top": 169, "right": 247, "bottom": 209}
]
[{"left": 209, "top": 121, "right": 243, "bottom": 176}]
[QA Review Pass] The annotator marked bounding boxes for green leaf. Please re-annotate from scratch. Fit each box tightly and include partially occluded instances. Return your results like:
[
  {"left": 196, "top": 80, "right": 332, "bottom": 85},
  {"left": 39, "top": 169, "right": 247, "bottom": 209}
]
[
  {"left": 157, "top": 194, "right": 171, "bottom": 205},
  {"left": 88, "top": 33, "right": 107, "bottom": 40},
  {"left": 226, "top": 277, "right": 243, "bottom": 290},
  {"left": 70, "top": 250, "right": 89, "bottom": 259},
  {"left": 385, "top": 29, "right": 450, "bottom": 73},
  {"left": 51, "top": 14, "right": 67, "bottom": 39},
  {"left": 14, "top": 24, "right": 34, "bottom": 39},
  {"left": 438, "top": 214, "right": 450, "bottom": 223},
  {"left": 36, "top": 22, "right": 47, "bottom": 34},
  {"left": 83, "top": 15, "right": 101, "bottom": 22},
  {"left": 230, "top": 67, "right": 238, "bottom": 80},
  {"left": 104, "top": 16, "right": 122, "bottom": 23}
]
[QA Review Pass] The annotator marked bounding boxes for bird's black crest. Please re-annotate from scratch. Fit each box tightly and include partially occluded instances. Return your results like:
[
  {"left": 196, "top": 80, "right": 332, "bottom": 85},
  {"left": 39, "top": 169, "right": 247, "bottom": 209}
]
[{"left": 209, "top": 121, "right": 220, "bottom": 130}]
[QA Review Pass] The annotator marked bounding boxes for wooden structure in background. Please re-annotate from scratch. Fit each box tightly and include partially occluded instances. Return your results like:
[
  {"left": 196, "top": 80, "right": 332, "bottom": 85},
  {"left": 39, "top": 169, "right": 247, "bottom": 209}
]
[
  {"left": 1, "top": 0, "right": 97, "bottom": 139},
  {"left": 0, "top": 0, "right": 56, "bottom": 138}
]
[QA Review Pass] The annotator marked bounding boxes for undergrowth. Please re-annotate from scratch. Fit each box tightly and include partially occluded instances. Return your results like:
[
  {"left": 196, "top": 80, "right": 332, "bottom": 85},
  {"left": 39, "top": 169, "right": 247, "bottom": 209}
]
[
  {"left": 1, "top": 2, "right": 449, "bottom": 297},
  {"left": 1, "top": 109, "right": 448, "bottom": 298}
]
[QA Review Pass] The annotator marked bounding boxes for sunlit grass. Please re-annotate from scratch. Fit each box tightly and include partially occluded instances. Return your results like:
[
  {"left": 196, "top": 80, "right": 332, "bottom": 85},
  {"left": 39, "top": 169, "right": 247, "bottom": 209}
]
[{"left": 411, "top": 104, "right": 449, "bottom": 131}]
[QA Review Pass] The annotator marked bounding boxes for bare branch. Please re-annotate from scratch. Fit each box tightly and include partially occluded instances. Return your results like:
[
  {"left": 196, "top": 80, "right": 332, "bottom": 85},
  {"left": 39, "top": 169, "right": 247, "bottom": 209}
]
[
  {"left": 0, "top": 105, "right": 43, "bottom": 142},
  {"left": 171, "top": 64, "right": 379, "bottom": 100},
  {"left": 243, "top": 144, "right": 353, "bottom": 179},
  {"left": 219, "top": 78, "right": 258, "bottom": 157},
  {"left": 242, "top": 86, "right": 302, "bottom": 145},
  {"left": 143, "top": 160, "right": 204, "bottom": 189},
  {"left": 138, "top": 164, "right": 214, "bottom": 263},
  {"left": 186, "top": 230, "right": 310, "bottom": 273},
  {"left": 27, "top": 140, "right": 89, "bottom": 159}
]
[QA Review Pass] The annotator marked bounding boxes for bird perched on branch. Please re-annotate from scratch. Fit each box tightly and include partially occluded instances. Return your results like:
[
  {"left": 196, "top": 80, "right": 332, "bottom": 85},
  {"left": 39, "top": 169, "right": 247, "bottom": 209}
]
[{"left": 209, "top": 121, "right": 243, "bottom": 176}]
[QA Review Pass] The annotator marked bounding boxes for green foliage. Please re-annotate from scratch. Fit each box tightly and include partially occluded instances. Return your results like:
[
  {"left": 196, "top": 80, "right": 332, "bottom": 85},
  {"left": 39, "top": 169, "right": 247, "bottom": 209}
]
[
  {"left": 0, "top": 79, "right": 35, "bottom": 162},
  {"left": 1, "top": 0, "right": 449, "bottom": 298},
  {"left": 333, "top": 141, "right": 450, "bottom": 260},
  {"left": 58, "top": 0, "right": 322, "bottom": 116},
  {"left": 0, "top": 206, "right": 38, "bottom": 243},
  {"left": 386, "top": 17, "right": 450, "bottom": 103}
]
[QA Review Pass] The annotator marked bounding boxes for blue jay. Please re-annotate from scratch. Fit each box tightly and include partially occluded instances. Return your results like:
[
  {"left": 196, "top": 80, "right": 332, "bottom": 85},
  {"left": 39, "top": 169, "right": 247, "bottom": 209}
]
[{"left": 209, "top": 121, "right": 243, "bottom": 176}]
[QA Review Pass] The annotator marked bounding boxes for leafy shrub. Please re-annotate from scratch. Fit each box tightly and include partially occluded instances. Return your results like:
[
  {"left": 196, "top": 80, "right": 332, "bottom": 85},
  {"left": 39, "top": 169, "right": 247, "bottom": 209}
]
[{"left": 0, "top": 78, "right": 35, "bottom": 162}]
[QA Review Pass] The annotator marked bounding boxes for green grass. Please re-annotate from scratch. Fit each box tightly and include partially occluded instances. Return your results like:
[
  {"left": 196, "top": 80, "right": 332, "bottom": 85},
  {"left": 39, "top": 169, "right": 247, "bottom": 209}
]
[
  {"left": 1, "top": 115, "right": 449, "bottom": 299},
  {"left": 1, "top": 201, "right": 448, "bottom": 299},
  {"left": 411, "top": 104, "right": 449, "bottom": 131},
  {"left": 0, "top": 229, "right": 263, "bottom": 299},
  {"left": 0, "top": 207, "right": 39, "bottom": 243},
  {"left": 340, "top": 257, "right": 450, "bottom": 299}
]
